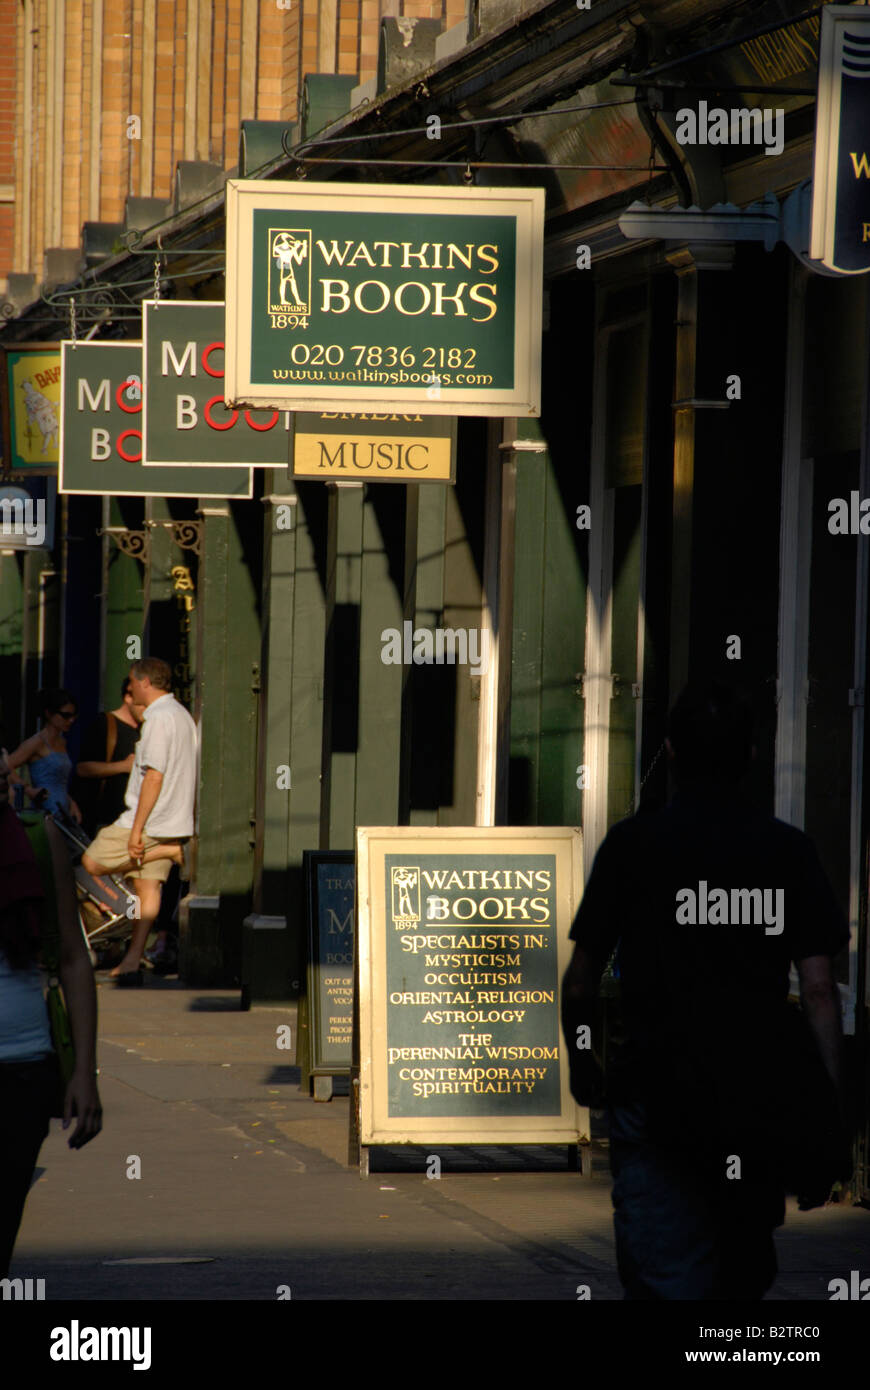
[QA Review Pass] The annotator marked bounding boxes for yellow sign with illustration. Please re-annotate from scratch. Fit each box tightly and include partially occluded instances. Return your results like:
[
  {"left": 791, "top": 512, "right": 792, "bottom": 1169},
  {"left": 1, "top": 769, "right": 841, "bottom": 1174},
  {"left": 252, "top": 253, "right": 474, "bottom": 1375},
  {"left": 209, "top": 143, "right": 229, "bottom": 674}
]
[{"left": 4, "top": 350, "right": 61, "bottom": 470}]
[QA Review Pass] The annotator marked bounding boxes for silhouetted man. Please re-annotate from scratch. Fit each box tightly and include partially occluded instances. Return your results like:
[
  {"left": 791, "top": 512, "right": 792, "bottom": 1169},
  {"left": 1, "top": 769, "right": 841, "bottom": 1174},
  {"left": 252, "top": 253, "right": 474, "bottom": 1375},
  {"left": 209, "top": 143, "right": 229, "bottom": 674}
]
[{"left": 562, "top": 683, "right": 849, "bottom": 1300}]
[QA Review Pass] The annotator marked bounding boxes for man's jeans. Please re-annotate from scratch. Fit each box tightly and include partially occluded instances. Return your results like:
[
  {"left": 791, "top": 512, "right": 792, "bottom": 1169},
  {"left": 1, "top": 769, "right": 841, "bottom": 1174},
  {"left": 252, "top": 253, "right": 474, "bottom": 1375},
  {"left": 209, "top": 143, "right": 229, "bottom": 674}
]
[{"left": 609, "top": 1099, "right": 785, "bottom": 1300}]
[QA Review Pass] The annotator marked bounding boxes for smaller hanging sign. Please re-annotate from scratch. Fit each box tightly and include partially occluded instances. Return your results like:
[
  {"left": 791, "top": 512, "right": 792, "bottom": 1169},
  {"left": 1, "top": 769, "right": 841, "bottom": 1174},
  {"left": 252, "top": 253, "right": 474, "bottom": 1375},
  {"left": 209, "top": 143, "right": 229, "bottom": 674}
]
[{"left": 290, "top": 411, "right": 457, "bottom": 483}]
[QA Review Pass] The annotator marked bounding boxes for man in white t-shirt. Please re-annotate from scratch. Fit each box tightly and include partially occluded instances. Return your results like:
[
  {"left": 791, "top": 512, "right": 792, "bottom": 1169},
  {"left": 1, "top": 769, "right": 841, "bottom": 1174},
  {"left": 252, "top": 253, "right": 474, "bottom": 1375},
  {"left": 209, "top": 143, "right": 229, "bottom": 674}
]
[{"left": 82, "top": 657, "right": 197, "bottom": 982}]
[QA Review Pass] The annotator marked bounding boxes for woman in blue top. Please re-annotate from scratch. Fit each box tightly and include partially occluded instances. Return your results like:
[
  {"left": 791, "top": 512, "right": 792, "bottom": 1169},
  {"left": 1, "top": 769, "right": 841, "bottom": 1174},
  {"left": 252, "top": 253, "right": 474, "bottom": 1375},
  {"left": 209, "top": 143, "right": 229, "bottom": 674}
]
[{"left": 6, "top": 687, "right": 82, "bottom": 823}]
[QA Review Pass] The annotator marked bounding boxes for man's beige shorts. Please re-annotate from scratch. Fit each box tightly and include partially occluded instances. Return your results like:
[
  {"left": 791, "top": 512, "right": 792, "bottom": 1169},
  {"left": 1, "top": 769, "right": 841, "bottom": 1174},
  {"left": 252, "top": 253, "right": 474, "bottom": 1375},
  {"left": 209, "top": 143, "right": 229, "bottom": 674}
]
[{"left": 88, "top": 822, "right": 181, "bottom": 883}]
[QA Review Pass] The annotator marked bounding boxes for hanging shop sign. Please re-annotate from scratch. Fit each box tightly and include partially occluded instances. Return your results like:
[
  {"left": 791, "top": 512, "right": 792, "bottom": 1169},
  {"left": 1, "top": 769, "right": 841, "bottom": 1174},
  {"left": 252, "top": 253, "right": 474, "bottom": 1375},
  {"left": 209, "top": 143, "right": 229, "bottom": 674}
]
[
  {"left": 304, "top": 851, "right": 355, "bottom": 1076},
  {"left": 355, "top": 825, "right": 585, "bottom": 1150},
  {"left": 224, "top": 180, "right": 544, "bottom": 418},
  {"left": 59, "top": 342, "right": 254, "bottom": 498},
  {"left": 810, "top": 6, "right": 870, "bottom": 274},
  {"left": 0, "top": 345, "right": 61, "bottom": 475},
  {"left": 142, "top": 300, "right": 293, "bottom": 466},
  {"left": 290, "top": 410, "right": 457, "bottom": 483}
]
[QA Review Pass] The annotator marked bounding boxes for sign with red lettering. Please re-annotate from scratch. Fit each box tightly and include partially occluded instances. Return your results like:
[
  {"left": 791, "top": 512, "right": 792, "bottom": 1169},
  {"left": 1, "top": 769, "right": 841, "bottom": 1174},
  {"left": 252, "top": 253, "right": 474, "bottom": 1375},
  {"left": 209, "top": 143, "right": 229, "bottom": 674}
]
[
  {"left": 59, "top": 341, "right": 254, "bottom": 497},
  {"left": 142, "top": 301, "right": 292, "bottom": 466},
  {"left": 0, "top": 347, "right": 62, "bottom": 475}
]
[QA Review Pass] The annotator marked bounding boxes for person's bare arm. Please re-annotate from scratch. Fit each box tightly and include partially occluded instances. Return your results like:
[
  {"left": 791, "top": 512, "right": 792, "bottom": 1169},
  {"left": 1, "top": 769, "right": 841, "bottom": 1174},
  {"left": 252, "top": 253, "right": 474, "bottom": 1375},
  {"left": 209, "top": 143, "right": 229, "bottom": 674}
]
[
  {"left": 76, "top": 754, "right": 135, "bottom": 779},
  {"left": 44, "top": 817, "right": 102, "bottom": 1148},
  {"left": 797, "top": 954, "right": 843, "bottom": 1094},
  {"left": 128, "top": 767, "right": 164, "bottom": 861},
  {"left": 5, "top": 733, "right": 42, "bottom": 771},
  {"left": 5, "top": 733, "right": 42, "bottom": 793}
]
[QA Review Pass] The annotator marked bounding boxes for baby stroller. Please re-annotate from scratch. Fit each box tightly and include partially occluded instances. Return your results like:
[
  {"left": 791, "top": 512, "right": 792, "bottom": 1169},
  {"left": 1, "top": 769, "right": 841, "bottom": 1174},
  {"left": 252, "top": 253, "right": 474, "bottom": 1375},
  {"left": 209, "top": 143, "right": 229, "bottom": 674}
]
[{"left": 48, "top": 809, "right": 135, "bottom": 967}]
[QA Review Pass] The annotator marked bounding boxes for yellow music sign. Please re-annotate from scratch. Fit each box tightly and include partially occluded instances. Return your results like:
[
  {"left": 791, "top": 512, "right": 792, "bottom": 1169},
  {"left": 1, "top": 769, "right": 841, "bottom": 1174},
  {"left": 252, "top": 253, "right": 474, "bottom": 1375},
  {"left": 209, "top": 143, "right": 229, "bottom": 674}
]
[{"left": 291, "top": 411, "right": 456, "bottom": 483}]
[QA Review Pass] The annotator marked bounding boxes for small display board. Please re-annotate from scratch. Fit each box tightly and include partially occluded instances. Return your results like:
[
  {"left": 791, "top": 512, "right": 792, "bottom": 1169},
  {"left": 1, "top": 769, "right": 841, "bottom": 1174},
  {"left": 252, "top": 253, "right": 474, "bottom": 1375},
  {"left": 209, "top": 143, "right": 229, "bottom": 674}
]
[
  {"left": 304, "top": 851, "right": 354, "bottom": 1091},
  {"left": 290, "top": 411, "right": 457, "bottom": 483},
  {"left": 354, "top": 826, "right": 585, "bottom": 1155}
]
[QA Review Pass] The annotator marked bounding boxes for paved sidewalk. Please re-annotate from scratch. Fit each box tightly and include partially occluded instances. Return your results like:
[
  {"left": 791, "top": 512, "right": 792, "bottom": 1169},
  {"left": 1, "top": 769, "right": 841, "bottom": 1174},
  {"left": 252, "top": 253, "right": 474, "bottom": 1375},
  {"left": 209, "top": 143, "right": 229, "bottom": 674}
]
[{"left": 11, "top": 978, "right": 869, "bottom": 1300}]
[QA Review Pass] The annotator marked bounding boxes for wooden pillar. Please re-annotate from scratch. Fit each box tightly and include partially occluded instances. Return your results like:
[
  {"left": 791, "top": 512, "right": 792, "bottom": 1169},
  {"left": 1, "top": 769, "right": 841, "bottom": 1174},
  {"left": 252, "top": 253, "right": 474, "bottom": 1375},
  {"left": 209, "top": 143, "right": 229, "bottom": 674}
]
[
  {"left": 245, "top": 479, "right": 328, "bottom": 1006},
  {"left": 665, "top": 242, "right": 735, "bottom": 703},
  {"left": 182, "top": 501, "right": 261, "bottom": 987}
]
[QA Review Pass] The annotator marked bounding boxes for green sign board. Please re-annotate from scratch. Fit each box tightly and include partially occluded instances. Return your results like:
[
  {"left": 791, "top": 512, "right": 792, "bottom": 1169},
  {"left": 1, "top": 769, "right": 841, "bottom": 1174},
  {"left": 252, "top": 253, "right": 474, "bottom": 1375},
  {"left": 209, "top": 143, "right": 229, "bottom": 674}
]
[
  {"left": 356, "top": 826, "right": 585, "bottom": 1148},
  {"left": 59, "top": 342, "right": 253, "bottom": 497},
  {"left": 383, "top": 852, "right": 561, "bottom": 1118},
  {"left": 142, "top": 300, "right": 292, "bottom": 466},
  {"left": 305, "top": 851, "right": 354, "bottom": 1075},
  {"left": 225, "top": 181, "right": 544, "bottom": 418}
]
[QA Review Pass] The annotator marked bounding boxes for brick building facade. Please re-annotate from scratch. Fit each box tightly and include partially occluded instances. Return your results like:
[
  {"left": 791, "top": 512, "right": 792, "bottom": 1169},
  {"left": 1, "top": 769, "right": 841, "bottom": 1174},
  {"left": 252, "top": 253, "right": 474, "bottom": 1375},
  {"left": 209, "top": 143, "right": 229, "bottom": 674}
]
[{"left": 0, "top": 0, "right": 465, "bottom": 295}]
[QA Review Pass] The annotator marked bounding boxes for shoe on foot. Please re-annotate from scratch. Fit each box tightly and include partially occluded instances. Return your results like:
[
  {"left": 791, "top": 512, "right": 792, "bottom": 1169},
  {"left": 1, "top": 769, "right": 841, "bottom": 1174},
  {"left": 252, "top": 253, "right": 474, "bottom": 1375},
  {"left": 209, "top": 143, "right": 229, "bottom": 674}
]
[
  {"left": 115, "top": 969, "right": 143, "bottom": 988},
  {"left": 151, "top": 947, "right": 178, "bottom": 977}
]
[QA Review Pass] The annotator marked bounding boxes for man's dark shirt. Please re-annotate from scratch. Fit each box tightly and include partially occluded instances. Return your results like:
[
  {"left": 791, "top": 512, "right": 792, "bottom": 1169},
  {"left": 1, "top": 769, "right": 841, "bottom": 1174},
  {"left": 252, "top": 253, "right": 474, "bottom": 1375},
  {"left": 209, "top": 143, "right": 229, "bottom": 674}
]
[
  {"left": 569, "top": 783, "right": 848, "bottom": 1145},
  {"left": 76, "top": 714, "right": 141, "bottom": 835}
]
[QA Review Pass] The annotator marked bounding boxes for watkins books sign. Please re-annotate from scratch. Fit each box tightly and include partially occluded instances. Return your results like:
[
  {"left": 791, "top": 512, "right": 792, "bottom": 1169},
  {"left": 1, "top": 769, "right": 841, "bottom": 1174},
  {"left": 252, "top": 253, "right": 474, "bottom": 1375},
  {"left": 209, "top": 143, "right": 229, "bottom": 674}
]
[
  {"left": 224, "top": 181, "right": 544, "bottom": 417},
  {"left": 354, "top": 825, "right": 585, "bottom": 1156}
]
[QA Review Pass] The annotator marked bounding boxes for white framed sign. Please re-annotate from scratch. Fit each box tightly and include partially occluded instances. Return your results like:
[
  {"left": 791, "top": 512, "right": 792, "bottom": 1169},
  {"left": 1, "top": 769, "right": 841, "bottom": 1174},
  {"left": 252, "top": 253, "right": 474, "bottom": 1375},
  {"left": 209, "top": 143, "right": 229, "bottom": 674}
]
[
  {"left": 355, "top": 825, "right": 586, "bottom": 1148},
  {"left": 224, "top": 180, "right": 545, "bottom": 417}
]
